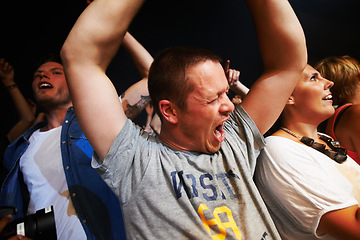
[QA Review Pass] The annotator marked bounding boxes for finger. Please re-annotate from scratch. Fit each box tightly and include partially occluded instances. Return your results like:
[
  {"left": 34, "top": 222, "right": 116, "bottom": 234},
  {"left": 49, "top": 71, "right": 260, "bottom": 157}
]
[
  {"left": 224, "top": 60, "right": 230, "bottom": 72},
  {"left": 235, "top": 70, "right": 240, "bottom": 80},
  {"left": 226, "top": 69, "right": 232, "bottom": 83},
  {"left": 229, "top": 70, "right": 235, "bottom": 81}
]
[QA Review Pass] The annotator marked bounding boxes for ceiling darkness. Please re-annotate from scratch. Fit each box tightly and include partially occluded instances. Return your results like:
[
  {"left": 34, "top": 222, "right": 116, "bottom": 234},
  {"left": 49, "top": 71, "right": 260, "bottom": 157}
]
[{"left": 1, "top": 0, "right": 359, "bottom": 132}]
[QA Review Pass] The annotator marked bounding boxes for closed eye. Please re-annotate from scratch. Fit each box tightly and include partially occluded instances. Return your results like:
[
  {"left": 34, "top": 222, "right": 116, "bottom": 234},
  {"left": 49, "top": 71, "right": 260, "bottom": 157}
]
[
  {"left": 208, "top": 97, "right": 218, "bottom": 104},
  {"left": 53, "top": 71, "right": 64, "bottom": 75}
]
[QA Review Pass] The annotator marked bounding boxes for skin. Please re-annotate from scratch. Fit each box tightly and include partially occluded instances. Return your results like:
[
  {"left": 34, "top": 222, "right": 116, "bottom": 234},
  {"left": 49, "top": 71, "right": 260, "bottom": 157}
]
[
  {"left": 60, "top": 0, "right": 307, "bottom": 161},
  {"left": 32, "top": 62, "right": 72, "bottom": 110},
  {"left": 275, "top": 65, "right": 335, "bottom": 140},
  {"left": 274, "top": 65, "right": 360, "bottom": 239},
  {"left": 335, "top": 104, "right": 360, "bottom": 157},
  {"left": 31, "top": 62, "right": 72, "bottom": 132},
  {"left": 158, "top": 60, "right": 234, "bottom": 154}
]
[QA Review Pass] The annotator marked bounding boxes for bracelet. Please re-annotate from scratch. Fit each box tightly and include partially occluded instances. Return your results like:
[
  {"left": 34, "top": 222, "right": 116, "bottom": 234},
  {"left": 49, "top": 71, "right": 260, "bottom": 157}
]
[{"left": 5, "top": 83, "right": 18, "bottom": 91}]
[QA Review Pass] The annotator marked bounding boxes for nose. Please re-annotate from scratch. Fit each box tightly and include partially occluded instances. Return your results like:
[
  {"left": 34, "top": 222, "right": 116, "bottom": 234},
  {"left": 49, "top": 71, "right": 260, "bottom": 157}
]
[
  {"left": 40, "top": 72, "right": 50, "bottom": 80},
  {"left": 220, "top": 95, "right": 235, "bottom": 114},
  {"left": 324, "top": 78, "right": 334, "bottom": 89}
]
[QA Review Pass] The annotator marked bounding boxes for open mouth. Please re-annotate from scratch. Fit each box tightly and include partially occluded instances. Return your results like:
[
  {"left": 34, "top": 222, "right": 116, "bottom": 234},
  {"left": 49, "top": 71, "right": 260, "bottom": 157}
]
[
  {"left": 322, "top": 94, "right": 332, "bottom": 102},
  {"left": 214, "top": 124, "right": 225, "bottom": 142},
  {"left": 39, "top": 82, "right": 53, "bottom": 89}
]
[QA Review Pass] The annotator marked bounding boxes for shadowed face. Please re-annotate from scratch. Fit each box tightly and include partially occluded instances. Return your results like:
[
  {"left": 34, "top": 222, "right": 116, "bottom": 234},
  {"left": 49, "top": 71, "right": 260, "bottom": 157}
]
[{"left": 32, "top": 62, "right": 71, "bottom": 110}]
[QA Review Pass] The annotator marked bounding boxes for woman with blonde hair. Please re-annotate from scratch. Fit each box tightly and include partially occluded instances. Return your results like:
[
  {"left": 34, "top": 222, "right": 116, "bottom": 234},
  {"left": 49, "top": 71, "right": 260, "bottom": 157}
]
[{"left": 255, "top": 64, "right": 360, "bottom": 239}]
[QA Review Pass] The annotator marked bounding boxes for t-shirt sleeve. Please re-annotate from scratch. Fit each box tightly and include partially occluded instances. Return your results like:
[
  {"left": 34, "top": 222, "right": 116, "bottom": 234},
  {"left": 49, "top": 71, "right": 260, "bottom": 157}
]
[
  {"left": 92, "top": 118, "right": 153, "bottom": 202},
  {"left": 224, "top": 104, "right": 265, "bottom": 174}
]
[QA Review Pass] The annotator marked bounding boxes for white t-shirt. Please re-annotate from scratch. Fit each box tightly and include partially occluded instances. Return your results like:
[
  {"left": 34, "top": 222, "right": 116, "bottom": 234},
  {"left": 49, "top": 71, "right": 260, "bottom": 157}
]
[
  {"left": 20, "top": 127, "right": 86, "bottom": 240},
  {"left": 255, "top": 136, "right": 360, "bottom": 240}
]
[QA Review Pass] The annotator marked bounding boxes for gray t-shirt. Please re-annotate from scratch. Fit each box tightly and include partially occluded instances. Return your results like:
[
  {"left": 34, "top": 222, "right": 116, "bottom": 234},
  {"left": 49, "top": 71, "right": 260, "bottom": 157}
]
[{"left": 93, "top": 105, "right": 280, "bottom": 240}]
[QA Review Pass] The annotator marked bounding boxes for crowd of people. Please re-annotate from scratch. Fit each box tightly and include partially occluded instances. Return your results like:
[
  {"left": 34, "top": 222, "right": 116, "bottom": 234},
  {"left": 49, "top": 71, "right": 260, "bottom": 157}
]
[{"left": 0, "top": 0, "right": 359, "bottom": 239}]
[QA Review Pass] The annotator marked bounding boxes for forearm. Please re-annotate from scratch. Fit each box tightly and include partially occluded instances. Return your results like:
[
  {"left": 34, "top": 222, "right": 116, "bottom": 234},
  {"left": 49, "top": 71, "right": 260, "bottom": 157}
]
[
  {"left": 319, "top": 205, "right": 360, "bottom": 240},
  {"left": 245, "top": 0, "right": 307, "bottom": 72},
  {"left": 121, "top": 78, "right": 150, "bottom": 120},
  {"left": 241, "top": 0, "right": 307, "bottom": 135},
  {"left": 122, "top": 32, "right": 153, "bottom": 78},
  {"left": 8, "top": 88, "right": 35, "bottom": 123}
]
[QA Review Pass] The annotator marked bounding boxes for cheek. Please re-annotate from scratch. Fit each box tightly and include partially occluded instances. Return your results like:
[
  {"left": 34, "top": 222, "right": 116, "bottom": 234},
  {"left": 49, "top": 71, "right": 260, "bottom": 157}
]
[
  {"left": 31, "top": 81, "right": 37, "bottom": 90},
  {"left": 295, "top": 88, "right": 321, "bottom": 103}
]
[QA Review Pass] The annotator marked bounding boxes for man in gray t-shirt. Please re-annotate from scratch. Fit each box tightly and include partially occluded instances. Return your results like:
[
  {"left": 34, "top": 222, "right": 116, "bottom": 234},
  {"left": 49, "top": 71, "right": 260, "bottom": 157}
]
[
  {"left": 93, "top": 105, "right": 277, "bottom": 239},
  {"left": 61, "top": 0, "right": 307, "bottom": 238}
]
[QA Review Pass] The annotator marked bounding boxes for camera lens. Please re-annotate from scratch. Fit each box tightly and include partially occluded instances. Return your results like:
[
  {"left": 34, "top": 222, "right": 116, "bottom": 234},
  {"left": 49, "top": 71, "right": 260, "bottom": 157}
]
[
  {"left": 22, "top": 206, "right": 57, "bottom": 240},
  {"left": 0, "top": 206, "right": 57, "bottom": 240}
]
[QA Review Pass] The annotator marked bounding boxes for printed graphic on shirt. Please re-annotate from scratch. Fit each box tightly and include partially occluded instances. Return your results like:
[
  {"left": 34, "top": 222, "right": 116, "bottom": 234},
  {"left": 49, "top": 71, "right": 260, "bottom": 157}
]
[
  {"left": 170, "top": 170, "right": 271, "bottom": 239},
  {"left": 198, "top": 203, "right": 242, "bottom": 240},
  {"left": 170, "top": 170, "right": 238, "bottom": 201}
]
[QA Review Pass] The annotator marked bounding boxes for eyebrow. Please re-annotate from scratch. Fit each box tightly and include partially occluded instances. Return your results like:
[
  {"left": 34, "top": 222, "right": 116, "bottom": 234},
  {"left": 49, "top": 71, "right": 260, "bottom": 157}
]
[
  {"left": 35, "top": 67, "right": 64, "bottom": 73},
  {"left": 313, "top": 72, "right": 319, "bottom": 77}
]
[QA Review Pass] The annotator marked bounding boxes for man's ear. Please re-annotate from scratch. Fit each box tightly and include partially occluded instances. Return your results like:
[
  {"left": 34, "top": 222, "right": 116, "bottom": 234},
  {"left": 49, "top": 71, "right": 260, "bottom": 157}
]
[{"left": 159, "top": 100, "right": 178, "bottom": 124}]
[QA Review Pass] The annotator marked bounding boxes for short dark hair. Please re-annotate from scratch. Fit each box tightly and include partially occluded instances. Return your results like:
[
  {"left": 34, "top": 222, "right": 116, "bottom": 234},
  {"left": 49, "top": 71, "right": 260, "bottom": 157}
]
[
  {"left": 148, "top": 46, "right": 222, "bottom": 117},
  {"left": 35, "top": 53, "right": 62, "bottom": 72}
]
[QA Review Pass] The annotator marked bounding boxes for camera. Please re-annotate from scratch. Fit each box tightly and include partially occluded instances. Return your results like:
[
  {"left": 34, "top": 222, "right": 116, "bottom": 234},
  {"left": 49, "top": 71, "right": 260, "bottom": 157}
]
[{"left": 0, "top": 206, "right": 57, "bottom": 240}]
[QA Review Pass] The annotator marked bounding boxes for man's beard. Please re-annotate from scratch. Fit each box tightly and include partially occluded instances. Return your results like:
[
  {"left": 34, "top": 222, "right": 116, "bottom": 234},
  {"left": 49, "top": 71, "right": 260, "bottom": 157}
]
[{"left": 36, "top": 95, "right": 72, "bottom": 112}]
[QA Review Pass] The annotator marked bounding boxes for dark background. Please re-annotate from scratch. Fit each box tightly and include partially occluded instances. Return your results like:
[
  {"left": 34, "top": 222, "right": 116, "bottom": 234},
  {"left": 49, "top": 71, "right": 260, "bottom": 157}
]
[{"left": 1, "top": 0, "right": 359, "bottom": 141}]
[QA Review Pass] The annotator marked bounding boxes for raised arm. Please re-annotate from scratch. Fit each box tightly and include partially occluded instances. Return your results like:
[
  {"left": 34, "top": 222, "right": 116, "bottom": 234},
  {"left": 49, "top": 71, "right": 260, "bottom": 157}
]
[
  {"left": 0, "top": 59, "right": 36, "bottom": 142},
  {"left": 224, "top": 60, "right": 249, "bottom": 99},
  {"left": 60, "top": 0, "right": 145, "bottom": 160},
  {"left": 122, "top": 32, "right": 153, "bottom": 79},
  {"left": 120, "top": 32, "right": 152, "bottom": 120},
  {"left": 241, "top": 0, "right": 307, "bottom": 135}
]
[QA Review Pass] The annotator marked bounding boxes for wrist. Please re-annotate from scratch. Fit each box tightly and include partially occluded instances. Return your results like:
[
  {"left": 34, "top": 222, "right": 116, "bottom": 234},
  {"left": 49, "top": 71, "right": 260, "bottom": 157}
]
[{"left": 5, "top": 83, "right": 18, "bottom": 91}]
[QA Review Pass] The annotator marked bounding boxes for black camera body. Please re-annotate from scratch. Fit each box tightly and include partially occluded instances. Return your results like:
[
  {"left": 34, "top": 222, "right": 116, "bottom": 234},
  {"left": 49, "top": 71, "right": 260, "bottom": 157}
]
[{"left": 0, "top": 206, "right": 57, "bottom": 240}]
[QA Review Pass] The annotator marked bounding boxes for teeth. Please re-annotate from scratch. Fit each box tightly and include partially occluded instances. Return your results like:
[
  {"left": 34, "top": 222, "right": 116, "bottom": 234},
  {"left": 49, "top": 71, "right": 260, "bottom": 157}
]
[
  {"left": 215, "top": 129, "right": 221, "bottom": 138},
  {"left": 323, "top": 95, "right": 332, "bottom": 100},
  {"left": 40, "top": 83, "right": 52, "bottom": 89}
]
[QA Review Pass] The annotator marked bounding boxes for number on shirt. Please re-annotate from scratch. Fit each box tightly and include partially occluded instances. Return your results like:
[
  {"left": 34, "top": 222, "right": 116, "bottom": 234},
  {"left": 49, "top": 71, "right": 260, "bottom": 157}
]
[{"left": 198, "top": 203, "right": 242, "bottom": 240}]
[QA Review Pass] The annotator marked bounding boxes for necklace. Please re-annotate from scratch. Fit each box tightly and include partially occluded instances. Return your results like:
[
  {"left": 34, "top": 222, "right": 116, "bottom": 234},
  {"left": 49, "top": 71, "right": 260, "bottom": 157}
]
[{"left": 280, "top": 127, "right": 347, "bottom": 163}]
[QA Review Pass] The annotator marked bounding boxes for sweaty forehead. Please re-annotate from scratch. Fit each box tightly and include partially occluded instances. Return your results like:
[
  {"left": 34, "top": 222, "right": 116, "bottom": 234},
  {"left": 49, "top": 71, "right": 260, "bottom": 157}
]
[{"left": 187, "top": 61, "right": 228, "bottom": 97}]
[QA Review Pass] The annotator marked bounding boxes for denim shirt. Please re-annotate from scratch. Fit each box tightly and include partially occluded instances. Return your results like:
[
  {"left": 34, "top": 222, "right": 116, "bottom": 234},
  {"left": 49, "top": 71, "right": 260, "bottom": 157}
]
[{"left": 0, "top": 107, "right": 126, "bottom": 240}]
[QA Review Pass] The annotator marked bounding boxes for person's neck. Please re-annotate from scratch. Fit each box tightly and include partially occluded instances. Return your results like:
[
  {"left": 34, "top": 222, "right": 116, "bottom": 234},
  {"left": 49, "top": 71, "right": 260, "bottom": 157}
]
[
  {"left": 158, "top": 125, "right": 194, "bottom": 152},
  {"left": 40, "top": 106, "right": 70, "bottom": 132},
  {"left": 350, "top": 83, "right": 360, "bottom": 104},
  {"left": 279, "top": 122, "right": 319, "bottom": 140}
]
